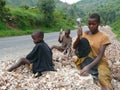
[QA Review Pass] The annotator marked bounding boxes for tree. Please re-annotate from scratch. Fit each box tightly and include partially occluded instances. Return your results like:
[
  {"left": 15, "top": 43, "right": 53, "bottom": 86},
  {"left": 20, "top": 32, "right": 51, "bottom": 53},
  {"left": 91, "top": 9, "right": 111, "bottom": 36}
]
[
  {"left": 37, "top": 0, "right": 55, "bottom": 27},
  {"left": 0, "top": 0, "right": 10, "bottom": 22}
]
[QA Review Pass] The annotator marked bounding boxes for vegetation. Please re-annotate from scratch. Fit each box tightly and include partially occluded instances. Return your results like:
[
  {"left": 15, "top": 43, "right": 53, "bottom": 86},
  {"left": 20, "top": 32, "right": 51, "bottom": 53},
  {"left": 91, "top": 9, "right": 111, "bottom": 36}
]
[
  {"left": 0, "top": 0, "right": 75, "bottom": 37},
  {"left": 91, "top": 0, "right": 120, "bottom": 25},
  {"left": 6, "top": 0, "right": 37, "bottom": 7},
  {"left": 110, "top": 20, "right": 120, "bottom": 40},
  {"left": 72, "top": 0, "right": 120, "bottom": 40},
  {"left": 0, "top": 0, "right": 8, "bottom": 21},
  {"left": 0, "top": 0, "right": 120, "bottom": 38},
  {"left": 37, "top": 0, "right": 55, "bottom": 27}
]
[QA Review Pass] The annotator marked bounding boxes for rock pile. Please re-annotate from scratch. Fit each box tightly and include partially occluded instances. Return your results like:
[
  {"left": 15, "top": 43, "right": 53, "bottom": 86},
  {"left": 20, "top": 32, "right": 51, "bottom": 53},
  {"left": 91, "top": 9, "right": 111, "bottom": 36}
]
[
  {"left": 0, "top": 26, "right": 120, "bottom": 90},
  {"left": 100, "top": 26, "right": 120, "bottom": 90}
]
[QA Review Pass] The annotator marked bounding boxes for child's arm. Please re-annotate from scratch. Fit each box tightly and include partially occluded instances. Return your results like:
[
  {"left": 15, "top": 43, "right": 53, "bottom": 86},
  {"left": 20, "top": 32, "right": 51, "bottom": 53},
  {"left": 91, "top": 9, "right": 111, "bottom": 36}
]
[
  {"left": 73, "top": 27, "right": 82, "bottom": 49},
  {"left": 58, "top": 31, "right": 63, "bottom": 43},
  {"left": 26, "top": 45, "right": 39, "bottom": 63},
  {"left": 80, "top": 44, "right": 107, "bottom": 75}
]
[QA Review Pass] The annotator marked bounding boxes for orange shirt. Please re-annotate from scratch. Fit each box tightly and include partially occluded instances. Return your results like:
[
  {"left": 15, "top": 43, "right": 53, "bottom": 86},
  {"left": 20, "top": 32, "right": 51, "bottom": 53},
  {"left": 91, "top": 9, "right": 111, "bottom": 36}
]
[
  {"left": 82, "top": 31, "right": 111, "bottom": 63},
  {"left": 74, "top": 31, "right": 113, "bottom": 89}
]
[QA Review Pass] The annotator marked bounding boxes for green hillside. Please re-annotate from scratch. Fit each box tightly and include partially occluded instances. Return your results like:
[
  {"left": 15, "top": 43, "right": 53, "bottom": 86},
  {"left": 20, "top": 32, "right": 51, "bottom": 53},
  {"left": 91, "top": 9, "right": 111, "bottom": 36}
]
[
  {"left": 6, "top": 0, "right": 64, "bottom": 7},
  {"left": 74, "top": 0, "right": 120, "bottom": 39},
  {"left": 74, "top": 0, "right": 108, "bottom": 12},
  {"left": 6, "top": 0, "right": 38, "bottom": 7},
  {"left": 1, "top": 0, "right": 120, "bottom": 38}
]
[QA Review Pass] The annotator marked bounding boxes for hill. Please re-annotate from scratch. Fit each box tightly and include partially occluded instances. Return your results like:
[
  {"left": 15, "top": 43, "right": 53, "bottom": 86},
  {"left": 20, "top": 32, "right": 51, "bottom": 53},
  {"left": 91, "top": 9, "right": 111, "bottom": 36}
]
[
  {"left": 6, "top": 0, "right": 38, "bottom": 7},
  {"left": 6, "top": 0, "right": 64, "bottom": 7},
  {"left": 3, "top": 0, "right": 120, "bottom": 38}
]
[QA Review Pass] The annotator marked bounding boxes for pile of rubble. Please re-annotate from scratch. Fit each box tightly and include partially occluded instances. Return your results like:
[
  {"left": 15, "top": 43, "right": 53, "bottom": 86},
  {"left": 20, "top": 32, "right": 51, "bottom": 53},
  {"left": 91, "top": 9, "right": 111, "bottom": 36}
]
[
  {"left": 0, "top": 50, "right": 101, "bottom": 90},
  {"left": 0, "top": 26, "right": 120, "bottom": 90},
  {"left": 100, "top": 26, "right": 120, "bottom": 89}
]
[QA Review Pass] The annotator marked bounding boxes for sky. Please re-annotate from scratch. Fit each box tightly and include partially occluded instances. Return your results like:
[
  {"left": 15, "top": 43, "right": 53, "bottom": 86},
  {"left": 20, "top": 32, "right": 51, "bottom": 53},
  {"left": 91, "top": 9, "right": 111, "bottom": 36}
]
[{"left": 60, "top": 0, "right": 80, "bottom": 4}]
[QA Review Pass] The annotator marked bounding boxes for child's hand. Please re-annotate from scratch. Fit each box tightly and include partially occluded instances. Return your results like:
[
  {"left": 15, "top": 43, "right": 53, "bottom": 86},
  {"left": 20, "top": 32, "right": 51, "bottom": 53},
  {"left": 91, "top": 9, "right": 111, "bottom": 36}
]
[
  {"left": 59, "top": 28, "right": 63, "bottom": 35},
  {"left": 79, "top": 66, "right": 89, "bottom": 76}
]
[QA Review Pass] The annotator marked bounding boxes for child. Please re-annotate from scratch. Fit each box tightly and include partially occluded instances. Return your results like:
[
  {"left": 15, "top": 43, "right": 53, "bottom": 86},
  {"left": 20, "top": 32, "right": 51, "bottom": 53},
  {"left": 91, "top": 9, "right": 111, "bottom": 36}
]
[
  {"left": 51, "top": 29, "right": 72, "bottom": 56},
  {"left": 7, "top": 30, "right": 55, "bottom": 77},
  {"left": 73, "top": 13, "right": 113, "bottom": 90}
]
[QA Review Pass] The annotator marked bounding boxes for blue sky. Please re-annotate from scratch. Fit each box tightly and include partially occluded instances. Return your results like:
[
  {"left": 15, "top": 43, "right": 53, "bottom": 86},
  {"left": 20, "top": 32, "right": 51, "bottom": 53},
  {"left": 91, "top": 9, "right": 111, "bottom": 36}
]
[{"left": 60, "top": 0, "right": 80, "bottom": 4}]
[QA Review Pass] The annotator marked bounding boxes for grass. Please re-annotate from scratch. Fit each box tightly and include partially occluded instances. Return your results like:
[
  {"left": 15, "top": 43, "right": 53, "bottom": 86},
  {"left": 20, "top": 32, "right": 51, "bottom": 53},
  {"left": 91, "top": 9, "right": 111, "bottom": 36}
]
[
  {"left": 0, "top": 25, "right": 76, "bottom": 37},
  {"left": 110, "top": 20, "right": 120, "bottom": 40},
  {"left": 0, "top": 30, "right": 33, "bottom": 37},
  {"left": 0, "top": 7, "right": 76, "bottom": 37},
  {"left": 0, "top": 27, "right": 62, "bottom": 37}
]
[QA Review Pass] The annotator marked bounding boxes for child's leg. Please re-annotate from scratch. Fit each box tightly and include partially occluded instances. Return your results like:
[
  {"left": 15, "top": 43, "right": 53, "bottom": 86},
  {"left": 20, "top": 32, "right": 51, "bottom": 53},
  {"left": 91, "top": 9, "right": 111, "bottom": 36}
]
[
  {"left": 34, "top": 72, "right": 42, "bottom": 78},
  {"left": 100, "top": 85, "right": 112, "bottom": 90},
  {"left": 51, "top": 45, "right": 64, "bottom": 52},
  {"left": 98, "top": 64, "right": 113, "bottom": 90},
  {"left": 7, "top": 58, "right": 30, "bottom": 72}
]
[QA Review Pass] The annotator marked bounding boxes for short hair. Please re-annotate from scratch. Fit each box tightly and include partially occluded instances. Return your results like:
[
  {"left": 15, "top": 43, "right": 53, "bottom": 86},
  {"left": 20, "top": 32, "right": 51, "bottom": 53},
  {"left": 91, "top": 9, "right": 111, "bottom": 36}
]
[
  {"left": 32, "top": 30, "right": 44, "bottom": 38},
  {"left": 65, "top": 29, "right": 70, "bottom": 34},
  {"left": 89, "top": 13, "right": 100, "bottom": 23}
]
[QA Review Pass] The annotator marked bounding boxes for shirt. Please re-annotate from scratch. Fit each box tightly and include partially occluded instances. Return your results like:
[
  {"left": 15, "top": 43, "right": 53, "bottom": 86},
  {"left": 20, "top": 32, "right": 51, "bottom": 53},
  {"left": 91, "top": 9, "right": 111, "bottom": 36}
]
[
  {"left": 82, "top": 31, "right": 111, "bottom": 62},
  {"left": 26, "top": 40, "right": 54, "bottom": 73},
  {"left": 61, "top": 35, "right": 72, "bottom": 50}
]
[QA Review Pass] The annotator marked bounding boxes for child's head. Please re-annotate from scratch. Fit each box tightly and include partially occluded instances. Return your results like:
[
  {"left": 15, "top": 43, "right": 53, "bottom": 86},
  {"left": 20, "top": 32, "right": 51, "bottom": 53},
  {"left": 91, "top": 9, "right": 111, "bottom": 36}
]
[
  {"left": 31, "top": 30, "right": 44, "bottom": 44},
  {"left": 88, "top": 13, "right": 100, "bottom": 34},
  {"left": 65, "top": 29, "right": 70, "bottom": 37}
]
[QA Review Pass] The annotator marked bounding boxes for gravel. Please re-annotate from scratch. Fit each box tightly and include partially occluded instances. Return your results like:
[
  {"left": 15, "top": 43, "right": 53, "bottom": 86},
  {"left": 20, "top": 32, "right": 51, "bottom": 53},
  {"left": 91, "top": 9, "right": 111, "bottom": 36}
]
[{"left": 0, "top": 26, "right": 120, "bottom": 90}]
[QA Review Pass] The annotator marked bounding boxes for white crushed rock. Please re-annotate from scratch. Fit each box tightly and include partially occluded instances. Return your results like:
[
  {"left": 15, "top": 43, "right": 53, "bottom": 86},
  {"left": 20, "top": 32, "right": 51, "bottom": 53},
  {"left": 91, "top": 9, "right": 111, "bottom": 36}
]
[{"left": 0, "top": 26, "right": 120, "bottom": 90}]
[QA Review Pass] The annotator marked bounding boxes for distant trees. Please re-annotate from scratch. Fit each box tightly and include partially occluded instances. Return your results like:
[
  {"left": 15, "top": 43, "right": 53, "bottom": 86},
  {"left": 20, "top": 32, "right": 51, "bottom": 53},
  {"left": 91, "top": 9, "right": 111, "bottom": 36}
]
[
  {"left": 92, "top": 1, "right": 120, "bottom": 25},
  {"left": 96, "top": 5, "right": 116, "bottom": 25},
  {"left": 0, "top": 0, "right": 10, "bottom": 22},
  {"left": 0, "top": 0, "right": 6, "bottom": 21},
  {"left": 100, "top": 10, "right": 116, "bottom": 25},
  {"left": 37, "top": 0, "right": 55, "bottom": 27}
]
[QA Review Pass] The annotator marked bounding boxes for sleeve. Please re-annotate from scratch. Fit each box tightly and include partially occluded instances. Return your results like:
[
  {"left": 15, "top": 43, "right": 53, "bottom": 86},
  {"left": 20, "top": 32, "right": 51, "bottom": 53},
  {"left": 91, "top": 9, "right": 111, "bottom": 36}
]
[
  {"left": 26, "top": 44, "right": 39, "bottom": 63},
  {"left": 101, "top": 35, "right": 111, "bottom": 46}
]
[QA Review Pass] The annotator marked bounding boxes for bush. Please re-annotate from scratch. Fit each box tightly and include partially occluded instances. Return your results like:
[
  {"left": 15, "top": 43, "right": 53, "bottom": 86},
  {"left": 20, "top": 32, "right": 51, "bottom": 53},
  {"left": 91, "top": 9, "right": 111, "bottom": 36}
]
[
  {"left": 110, "top": 20, "right": 120, "bottom": 40},
  {"left": 53, "top": 11, "right": 75, "bottom": 31},
  {"left": 9, "top": 8, "right": 41, "bottom": 30},
  {"left": 0, "top": 21, "right": 7, "bottom": 30}
]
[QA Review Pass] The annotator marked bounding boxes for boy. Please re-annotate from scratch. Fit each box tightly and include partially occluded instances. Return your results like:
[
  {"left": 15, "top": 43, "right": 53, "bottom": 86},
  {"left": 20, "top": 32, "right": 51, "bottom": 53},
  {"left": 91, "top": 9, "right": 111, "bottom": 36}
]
[
  {"left": 73, "top": 13, "right": 113, "bottom": 90},
  {"left": 7, "top": 30, "right": 55, "bottom": 77},
  {"left": 51, "top": 29, "right": 72, "bottom": 56}
]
